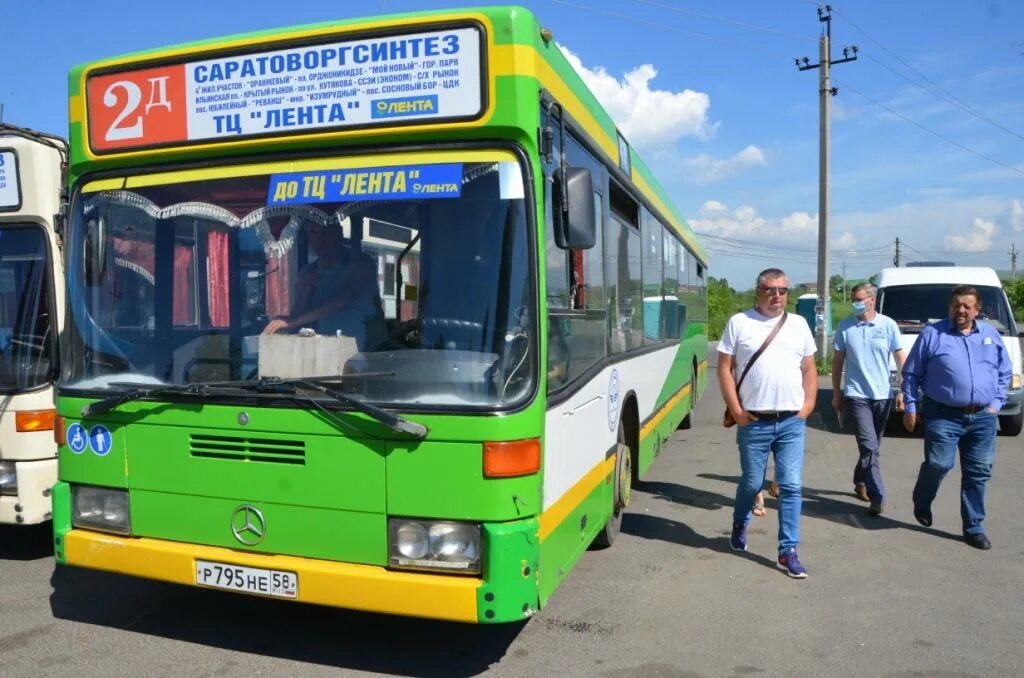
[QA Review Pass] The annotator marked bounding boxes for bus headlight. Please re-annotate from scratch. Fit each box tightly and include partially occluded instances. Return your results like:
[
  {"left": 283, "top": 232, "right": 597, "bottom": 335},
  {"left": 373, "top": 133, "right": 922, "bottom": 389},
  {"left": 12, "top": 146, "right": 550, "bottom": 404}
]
[
  {"left": 72, "top": 486, "right": 131, "bottom": 534},
  {"left": 1013, "top": 374, "right": 1022, "bottom": 390},
  {"left": 388, "top": 519, "right": 481, "bottom": 574},
  {"left": 0, "top": 462, "right": 17, "bottom": 496}
]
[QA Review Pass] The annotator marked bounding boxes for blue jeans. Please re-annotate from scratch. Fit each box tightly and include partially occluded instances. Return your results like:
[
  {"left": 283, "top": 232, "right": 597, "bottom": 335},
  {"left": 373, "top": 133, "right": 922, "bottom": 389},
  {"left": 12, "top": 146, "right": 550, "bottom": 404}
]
[
  {"left": 733, "top": 414, "right": 806, "bottom": 553},
  {"left": 845, "top": 397, "right": 892, "bottom": 502},
  {"left": 912, "top": 398, "right": 997, "bottom": 536}
]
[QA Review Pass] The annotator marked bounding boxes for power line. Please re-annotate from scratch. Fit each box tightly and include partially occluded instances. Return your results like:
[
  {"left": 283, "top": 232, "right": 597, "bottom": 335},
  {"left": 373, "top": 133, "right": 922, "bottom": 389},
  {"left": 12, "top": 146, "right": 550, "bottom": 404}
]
[
  {"left": 836, "top": 79, "right": 1024, "bottom": 177},
  {"left": 833, "top": 6, "right": 1024, "bottom": 144},
  {"left": 547, "top": 0, "right": 791, "bottom": 55},
  {"left": 626, "top": 0, "right": 818, "bottom": 42}
]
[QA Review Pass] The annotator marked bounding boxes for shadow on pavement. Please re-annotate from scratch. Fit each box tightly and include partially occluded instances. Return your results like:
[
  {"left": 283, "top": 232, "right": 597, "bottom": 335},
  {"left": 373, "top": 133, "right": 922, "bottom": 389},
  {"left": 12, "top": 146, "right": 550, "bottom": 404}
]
[
  {"left": 621, "top": 512, "right": 779, "bottom": 573},
  {"left": 698, "top": 472, "right": 962, "bottom": 542},
  {"left": 0, "top": 522, "right": 54, "bottom": 561},
  {"left": 49, "top": 566, "right": 523, "bottom": 677},
  {"left": 634, "top": 479, "right": 733, "bottom": 512}
]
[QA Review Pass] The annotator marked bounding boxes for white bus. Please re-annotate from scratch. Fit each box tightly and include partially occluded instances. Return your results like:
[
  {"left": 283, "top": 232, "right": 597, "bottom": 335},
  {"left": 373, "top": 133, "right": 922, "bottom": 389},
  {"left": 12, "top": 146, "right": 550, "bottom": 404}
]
[{"left": 0, "top": 124, "right": 67, "bottom": 524}]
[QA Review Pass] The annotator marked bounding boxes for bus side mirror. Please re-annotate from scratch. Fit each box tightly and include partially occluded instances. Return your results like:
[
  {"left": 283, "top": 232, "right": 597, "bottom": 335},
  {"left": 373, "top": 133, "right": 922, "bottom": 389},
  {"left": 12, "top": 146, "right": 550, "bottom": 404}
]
[
  {"left": 84, "top": 215, "right": 108, "bottom": 286},
  {"left": 552, "top": 167, "right": 596, "bottom": 250}
]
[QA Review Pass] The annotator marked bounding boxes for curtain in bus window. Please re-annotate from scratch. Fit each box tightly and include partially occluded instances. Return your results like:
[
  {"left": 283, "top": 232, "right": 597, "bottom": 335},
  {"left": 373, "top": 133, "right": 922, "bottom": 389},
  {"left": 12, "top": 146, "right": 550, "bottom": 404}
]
[
  {"left": 207, "top": 226, "right": 230, "bottom": 327},
  {"left": 172, "top": 244, "right": 195, "bottom": 326}
]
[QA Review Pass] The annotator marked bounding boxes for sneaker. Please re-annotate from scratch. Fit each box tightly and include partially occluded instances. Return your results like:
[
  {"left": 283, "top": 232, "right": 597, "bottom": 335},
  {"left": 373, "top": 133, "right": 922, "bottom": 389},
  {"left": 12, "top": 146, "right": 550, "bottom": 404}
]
[
  {"left": 730, "top": 522, "right": 748, "bottom": 552},
  {"left": 777, "top": 548, "right": 808, "bottom": 578},
  {"left": 913, "top": 506, "right": 933, "bottom": 527},
  {"left": 854, "top": 484, "right": 870, "bottom": 502},
  {"left": 867, "top": 500, "right": 884, "bottom": 516}
]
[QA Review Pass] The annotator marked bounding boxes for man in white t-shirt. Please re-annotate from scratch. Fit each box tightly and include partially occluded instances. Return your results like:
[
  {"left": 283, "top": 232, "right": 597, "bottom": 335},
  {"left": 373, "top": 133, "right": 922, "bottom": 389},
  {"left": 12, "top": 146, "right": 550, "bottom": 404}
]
[{"left": 718, "top": 268, "right": 817, "bottom": 578}]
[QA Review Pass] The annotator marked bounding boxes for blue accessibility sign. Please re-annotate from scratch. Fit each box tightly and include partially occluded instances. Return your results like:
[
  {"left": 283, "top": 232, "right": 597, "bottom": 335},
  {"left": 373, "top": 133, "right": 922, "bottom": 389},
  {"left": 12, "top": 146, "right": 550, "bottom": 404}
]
[
  {"left": 67, "top": 423, "right": 88, "bottom": 454},
  {"left": 89, "top": 425, "right": 113, "bottom": 456}
]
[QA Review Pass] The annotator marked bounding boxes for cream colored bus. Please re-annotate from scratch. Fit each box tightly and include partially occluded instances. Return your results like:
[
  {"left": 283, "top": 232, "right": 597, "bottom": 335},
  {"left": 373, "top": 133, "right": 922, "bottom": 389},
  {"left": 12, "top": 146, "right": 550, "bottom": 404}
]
[{"left": 0, "top": 124, "right": 66, "bottom": 524}]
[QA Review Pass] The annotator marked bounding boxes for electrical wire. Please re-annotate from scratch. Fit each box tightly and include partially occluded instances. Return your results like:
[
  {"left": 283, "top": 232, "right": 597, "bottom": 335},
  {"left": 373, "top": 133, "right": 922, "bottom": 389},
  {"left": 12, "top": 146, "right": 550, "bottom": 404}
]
[
  {"left": 547, "top": 0, "right": 792, "bottom": 55},
  {"left": 836, "top": 79, "right": 1024, "bottom": 177},
  {"left": 833, "top": 6, "right": 1024, "bottom": 144}
]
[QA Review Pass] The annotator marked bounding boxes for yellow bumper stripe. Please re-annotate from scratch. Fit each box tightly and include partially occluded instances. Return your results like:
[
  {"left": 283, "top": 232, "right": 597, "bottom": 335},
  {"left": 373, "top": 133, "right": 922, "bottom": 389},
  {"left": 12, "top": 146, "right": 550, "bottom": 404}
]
[{"left": 64, "top": 530, "right": 480, "bottom": 622}]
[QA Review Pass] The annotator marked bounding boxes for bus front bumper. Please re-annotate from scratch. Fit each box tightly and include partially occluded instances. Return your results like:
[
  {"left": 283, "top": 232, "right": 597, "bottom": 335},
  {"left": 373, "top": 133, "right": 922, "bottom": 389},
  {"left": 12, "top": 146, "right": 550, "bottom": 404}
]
[
  {"left": 0, "top": 458, "right": 56, "bottom": 525},
  {"left": 58, "top": 528, "right": 483, "bottom": 622}
]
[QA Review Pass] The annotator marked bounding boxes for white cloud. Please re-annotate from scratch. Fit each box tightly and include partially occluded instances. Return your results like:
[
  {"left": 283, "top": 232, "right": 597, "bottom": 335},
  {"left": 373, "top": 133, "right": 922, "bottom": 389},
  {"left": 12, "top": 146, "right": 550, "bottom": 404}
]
[
  {"left": 1011, "top": 200, "right": 1024, "bottom": 232},
  {"left": 560, "top": 45, "right": 716, "bottom": 149},
  {"left": 691, "top": 201, "right": 815, "bottom": 239},
  {"left": 945, "top": 218, "right": 997, "bottom": 252},
  {"left": 831, "top": 232, "right": 857, "bottom": 250},
  {"left": 686, "top": 145, "right": 766, "bottom": 184}
]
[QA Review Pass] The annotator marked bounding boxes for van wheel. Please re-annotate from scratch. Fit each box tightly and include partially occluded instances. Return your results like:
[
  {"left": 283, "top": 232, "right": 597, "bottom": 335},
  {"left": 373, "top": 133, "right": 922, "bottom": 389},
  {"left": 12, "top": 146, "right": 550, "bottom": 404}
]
[
  {"left": 593, "top": 425, "right": 632, "bottom": 548},
  {"left": 999, "top": 411, "right": 1023, "bottom": 436}
]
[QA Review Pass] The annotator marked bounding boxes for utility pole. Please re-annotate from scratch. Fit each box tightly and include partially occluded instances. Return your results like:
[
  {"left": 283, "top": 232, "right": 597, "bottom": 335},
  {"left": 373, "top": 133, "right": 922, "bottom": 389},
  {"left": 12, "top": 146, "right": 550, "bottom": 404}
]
[
  {"left": 1011, "top": 243, "right": 1018, "bottom": 279},
  {"left": 841, "top": 261, "right": 847, "bottom": 301},
  {"left": 796, "top": 5, "right": 858, "bottom": 356},
  {"left": 893, "top": 237, "right": 902, "bottom": 267}
]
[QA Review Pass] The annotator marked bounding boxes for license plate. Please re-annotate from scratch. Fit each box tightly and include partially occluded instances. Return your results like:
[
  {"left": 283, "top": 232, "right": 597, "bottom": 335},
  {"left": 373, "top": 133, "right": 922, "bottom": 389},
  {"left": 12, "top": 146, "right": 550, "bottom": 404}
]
[{"left": 195, "top": 559, "right": 298, "bottom": 599}]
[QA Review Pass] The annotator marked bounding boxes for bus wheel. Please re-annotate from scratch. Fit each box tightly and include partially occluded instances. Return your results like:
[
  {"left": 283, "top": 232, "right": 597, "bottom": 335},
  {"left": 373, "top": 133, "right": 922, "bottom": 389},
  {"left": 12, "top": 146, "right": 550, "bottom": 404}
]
[{"left": 594, "top": 425, "right": 632, "bottom": 548}]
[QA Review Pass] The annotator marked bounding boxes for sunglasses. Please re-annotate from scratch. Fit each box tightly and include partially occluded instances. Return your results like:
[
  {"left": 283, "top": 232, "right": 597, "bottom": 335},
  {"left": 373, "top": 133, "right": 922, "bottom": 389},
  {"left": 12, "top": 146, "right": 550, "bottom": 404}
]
[{"left": 758, "top": 286, "right": 789, "bottom": 296}]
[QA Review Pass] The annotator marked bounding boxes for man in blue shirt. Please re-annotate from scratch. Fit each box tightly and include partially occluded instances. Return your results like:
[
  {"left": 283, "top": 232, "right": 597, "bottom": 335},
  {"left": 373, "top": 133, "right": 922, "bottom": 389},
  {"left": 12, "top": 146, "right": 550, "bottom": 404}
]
[
  {"left": 832, "top": 282, "right": 906, "bottom": 516},
  {"left": 902, "top": 286, "right": 1012, "bottom": 550}
]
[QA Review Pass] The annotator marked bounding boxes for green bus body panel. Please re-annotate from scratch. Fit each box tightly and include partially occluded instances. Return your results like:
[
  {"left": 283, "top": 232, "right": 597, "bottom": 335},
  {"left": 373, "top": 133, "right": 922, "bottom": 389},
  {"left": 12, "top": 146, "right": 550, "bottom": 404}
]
[
  {"left": 477, "top": 519, "right": 540, "bottom": 622},
  {"left": 131, "top": 490, "right": 385, "bottom": 564},
  {"left": 537, "top": 465, "right": 610, "bottom": 605},
  {"left": 52, "top": 482, "right": 71, "bottom": 564},
  {"left": 387, "top": 441, "right": 539, "bottom": 521}
]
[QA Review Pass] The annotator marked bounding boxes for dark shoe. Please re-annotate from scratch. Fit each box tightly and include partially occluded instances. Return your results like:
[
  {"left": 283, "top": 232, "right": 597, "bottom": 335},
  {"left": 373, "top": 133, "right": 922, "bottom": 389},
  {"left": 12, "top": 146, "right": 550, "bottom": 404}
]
[
  {"left": 913, "top": 506, "right": 932, "bottom": 527},
  {"left": 854, "top": 484, "right": 870, "bottom": 502},
  {"left": 867, "top": 501, "right": 884, "bottom": 516},
  {"left": 730, "top": 522, "right": 748, "bottom": 552},
  {"left": 777, "top": 548, "right": 808, "bottom": 578},
  {"left": 964, "top": 533, "right": 991, "bottom": 550}
]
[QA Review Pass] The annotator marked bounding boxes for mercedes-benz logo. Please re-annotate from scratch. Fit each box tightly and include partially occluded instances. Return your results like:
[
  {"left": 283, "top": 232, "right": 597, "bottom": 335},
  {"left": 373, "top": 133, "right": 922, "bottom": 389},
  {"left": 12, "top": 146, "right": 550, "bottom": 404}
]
[{"left": 230, "top": 505, "right": 266, "bottom": 546}]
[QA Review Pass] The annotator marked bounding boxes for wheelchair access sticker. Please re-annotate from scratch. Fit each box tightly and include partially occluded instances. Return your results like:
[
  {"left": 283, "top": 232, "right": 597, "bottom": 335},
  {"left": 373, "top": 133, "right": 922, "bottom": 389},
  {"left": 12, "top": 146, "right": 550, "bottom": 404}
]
[
  {"left": 88, "top": 425, "right": 113, "bottom": 456},
  {"left": 67, "top": 423, "right": 88, "bottom": 454}
]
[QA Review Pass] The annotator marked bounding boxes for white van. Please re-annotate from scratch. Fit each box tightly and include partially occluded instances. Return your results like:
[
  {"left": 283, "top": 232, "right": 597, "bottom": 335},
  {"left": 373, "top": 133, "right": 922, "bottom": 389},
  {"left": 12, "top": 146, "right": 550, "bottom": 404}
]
[{"left": 874, "top": 266, "right": 1022, "bottom": 436}]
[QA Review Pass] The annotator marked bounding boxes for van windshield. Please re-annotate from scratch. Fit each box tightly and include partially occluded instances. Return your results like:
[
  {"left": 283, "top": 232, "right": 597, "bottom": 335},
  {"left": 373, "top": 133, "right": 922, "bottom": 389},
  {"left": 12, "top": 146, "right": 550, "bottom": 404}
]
[{"left": 878, "top": 284, "right": 1017, "bottom": 336}]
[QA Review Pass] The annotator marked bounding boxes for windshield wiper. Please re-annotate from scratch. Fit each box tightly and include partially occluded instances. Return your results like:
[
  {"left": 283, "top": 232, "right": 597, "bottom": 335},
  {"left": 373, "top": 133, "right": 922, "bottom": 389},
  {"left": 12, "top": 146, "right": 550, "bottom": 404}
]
[
  {"left": 79, "top": 374, "right": 426, "bottom": 440},
  {"left": 81, "top": 383, "right": 211, "bottom": 417},
  {"left": 287, "top": 377, "right": 427, "bottom": 439}
]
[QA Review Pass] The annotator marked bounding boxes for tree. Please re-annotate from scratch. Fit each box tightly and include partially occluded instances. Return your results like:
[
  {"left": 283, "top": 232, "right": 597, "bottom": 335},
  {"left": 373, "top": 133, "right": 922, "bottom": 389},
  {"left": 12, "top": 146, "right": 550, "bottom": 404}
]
[{"left": 829, "top": 274, "right": 844, "bottom": 292}]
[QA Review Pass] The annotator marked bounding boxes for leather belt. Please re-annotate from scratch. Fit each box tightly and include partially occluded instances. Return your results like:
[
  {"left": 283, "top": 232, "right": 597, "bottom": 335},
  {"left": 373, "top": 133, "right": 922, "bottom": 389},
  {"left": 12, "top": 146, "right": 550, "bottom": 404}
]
[{"left": 749, "top": 411, "right": 798, "bottom": 420}]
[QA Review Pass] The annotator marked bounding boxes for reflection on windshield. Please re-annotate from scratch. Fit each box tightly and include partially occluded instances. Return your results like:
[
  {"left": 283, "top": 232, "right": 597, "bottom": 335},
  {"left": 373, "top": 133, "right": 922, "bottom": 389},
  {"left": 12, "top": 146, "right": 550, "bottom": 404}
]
[
  {"left": 879, "top": 285, "right": 1017, "bottom": 335},
  {"left": 64, "top": 157, "right": 535, "bottom": 408},
  {"left": 0, "top": 226, "right": 55, "bottom": 391}
]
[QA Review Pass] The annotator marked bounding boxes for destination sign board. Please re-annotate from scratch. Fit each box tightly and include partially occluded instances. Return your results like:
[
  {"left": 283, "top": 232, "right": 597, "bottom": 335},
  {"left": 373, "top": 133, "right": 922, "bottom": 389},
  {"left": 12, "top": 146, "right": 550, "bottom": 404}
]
[{"left": 85, "top": 25, "right": 484, "bottom": 153}]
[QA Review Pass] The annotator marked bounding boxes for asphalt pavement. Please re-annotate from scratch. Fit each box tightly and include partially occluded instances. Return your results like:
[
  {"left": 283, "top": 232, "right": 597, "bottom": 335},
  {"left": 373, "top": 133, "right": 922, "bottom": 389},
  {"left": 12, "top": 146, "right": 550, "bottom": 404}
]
[{"left": 2, "top": 350, "right": 1023, "bottom": 677}]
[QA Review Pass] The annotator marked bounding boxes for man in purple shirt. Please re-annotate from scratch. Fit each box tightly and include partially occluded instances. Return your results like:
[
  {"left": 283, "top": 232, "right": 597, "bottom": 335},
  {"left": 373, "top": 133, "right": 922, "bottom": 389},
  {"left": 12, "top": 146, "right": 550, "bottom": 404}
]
[{"left": 901, "top": 286, "right": 1012, "bottom": 550}]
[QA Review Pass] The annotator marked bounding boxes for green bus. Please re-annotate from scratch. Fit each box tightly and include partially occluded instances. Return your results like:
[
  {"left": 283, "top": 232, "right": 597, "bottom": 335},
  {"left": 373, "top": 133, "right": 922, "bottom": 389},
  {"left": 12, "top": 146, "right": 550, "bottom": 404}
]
[{"left": 53, "top": 5, "right": 709, "bottom": 623}]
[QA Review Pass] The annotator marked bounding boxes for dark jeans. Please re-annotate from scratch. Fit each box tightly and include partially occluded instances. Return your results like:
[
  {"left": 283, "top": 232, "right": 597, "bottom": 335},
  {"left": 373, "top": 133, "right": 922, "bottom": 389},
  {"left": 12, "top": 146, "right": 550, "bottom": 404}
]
[
  {"left": 844, "top": 397, "right": 892, "bottom": 502},
  {"left": 913, "top": 398, "right": 997, "bottom": 536}
]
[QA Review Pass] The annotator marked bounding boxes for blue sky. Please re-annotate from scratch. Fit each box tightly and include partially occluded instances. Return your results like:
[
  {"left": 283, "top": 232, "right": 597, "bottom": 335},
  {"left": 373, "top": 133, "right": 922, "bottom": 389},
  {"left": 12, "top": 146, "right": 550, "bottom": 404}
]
[{"left": 5, "top": 0, "right": 1023, "bottom": 287}]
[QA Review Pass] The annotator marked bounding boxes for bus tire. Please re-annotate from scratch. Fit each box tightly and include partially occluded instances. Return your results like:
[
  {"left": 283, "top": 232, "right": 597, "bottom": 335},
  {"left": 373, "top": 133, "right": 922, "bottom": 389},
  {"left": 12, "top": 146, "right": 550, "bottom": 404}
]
[{"left": 593, "top": 424, "right": 632, "bottom": 548}]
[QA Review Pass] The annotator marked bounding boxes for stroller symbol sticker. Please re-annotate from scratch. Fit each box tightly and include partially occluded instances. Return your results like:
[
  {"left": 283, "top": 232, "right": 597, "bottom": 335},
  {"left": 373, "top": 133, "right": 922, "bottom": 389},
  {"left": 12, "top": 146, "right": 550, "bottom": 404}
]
[{"left": 67, "top": 423, "right": 87, "bottom": 454}]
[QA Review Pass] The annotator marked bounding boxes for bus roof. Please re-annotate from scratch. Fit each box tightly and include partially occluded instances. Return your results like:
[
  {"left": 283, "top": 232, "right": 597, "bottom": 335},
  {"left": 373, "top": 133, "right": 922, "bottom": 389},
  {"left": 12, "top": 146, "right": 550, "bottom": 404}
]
[
  {"left": 875, "top": 266, "right": 1003, "bottom": 288},
  {"left": 67, "top": 5, "right": 706, "bottom": 263}
]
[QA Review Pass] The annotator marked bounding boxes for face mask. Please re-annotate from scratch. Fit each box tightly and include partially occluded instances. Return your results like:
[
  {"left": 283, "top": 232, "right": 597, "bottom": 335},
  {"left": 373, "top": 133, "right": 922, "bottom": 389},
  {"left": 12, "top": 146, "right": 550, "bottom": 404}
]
[{"left": 852, "top": 301, "right": 868, "bottom": 314}]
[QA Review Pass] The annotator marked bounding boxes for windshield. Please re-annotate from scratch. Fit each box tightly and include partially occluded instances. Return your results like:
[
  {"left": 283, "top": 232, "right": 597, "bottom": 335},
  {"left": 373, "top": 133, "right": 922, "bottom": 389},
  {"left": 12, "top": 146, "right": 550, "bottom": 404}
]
[
  {"left": 878, "top": 284, "right": 1018, "bottom": 336},
  {"left": 63, "top": 151, "right": 536, "bottom": 408},
  {"left": 0, "top": 225, "right": 56, "bottom": 391}
]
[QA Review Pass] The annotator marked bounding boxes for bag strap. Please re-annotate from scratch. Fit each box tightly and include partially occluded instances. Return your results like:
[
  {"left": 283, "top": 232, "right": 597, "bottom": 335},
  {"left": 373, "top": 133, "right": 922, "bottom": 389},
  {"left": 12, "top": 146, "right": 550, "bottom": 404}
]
[{"left": 735, "top": 311, "right": 788, "bottom": 392}]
